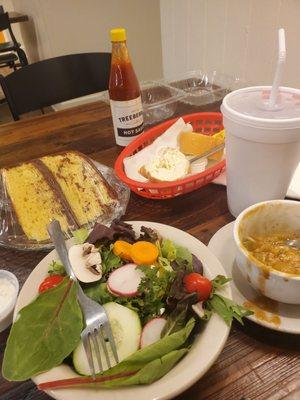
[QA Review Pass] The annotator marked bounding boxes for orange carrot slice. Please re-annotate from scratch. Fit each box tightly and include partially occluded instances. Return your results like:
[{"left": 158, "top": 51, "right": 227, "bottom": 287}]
[
  {"left": 131, "top": 241, "right": 159, "bottom": 265},
  {"left": 113, "top": 240, "right": 133, "bottom": 261}
]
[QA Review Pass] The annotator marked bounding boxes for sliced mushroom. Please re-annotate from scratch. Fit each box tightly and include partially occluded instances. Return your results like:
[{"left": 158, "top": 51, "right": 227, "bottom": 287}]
[
  {"left": 85, "top": 252, "right": 102, "bottom": 274},
  {"left": 82, "top": 243, "right": 98, "bottom": 256},
  {"left": 68, "top": 243, "right": 102, "bottom": 283}
]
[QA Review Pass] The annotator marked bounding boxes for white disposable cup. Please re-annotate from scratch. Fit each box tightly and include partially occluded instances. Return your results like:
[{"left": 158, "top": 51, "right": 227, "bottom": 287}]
[{"left": 221, "top": 86, "right": 300, "bottom": 217}]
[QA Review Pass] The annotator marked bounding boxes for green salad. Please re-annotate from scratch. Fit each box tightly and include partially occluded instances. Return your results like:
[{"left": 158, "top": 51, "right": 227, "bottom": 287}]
[{"left": 2, "top": 221, "right": 252, "bottom": 390}]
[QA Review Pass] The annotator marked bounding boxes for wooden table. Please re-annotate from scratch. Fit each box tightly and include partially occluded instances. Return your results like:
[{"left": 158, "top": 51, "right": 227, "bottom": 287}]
[{"left": 0, "top": 101, "right": 299, "bottom": 400}]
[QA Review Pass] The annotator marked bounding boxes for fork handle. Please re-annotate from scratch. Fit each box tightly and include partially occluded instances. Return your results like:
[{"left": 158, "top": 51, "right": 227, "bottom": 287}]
[
  {"left": 189, "top": 143, "right": 225, "bottom": 164},
  {"left": 48, "top": 220, "right": 78, "bottom": 282}
]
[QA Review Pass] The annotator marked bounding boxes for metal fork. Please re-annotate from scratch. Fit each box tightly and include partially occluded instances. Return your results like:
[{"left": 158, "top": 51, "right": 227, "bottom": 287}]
[
  {"left": 48, "top": 220, "right": 119, "bottom": 379},
  {"left": 189, "top": 143, "right": 225, "bottom": 164}
]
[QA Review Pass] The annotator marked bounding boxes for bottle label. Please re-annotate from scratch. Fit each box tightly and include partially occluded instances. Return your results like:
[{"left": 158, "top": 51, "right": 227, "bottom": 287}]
[{"left": 110, "top": 97, "right": 144, "bottom": 139}]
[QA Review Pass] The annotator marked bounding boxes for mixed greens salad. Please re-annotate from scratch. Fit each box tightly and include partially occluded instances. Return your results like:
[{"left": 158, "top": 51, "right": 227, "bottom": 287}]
[{"left": 2, "top": 221, "right": 252, "bottom": 390}]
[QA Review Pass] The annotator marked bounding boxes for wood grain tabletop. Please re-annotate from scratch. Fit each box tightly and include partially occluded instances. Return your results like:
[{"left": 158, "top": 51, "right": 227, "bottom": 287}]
[{"left": 0, "top": 101, "right": 299, "bottom": 400}]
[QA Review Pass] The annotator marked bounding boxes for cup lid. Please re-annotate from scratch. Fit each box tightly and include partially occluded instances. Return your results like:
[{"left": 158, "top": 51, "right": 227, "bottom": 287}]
[{"left": 222, "top": 86, "right": 300, "bottom": 129}]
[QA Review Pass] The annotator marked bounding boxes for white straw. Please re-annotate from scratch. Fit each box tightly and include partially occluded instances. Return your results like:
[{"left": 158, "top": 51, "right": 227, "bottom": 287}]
[{"left": 269, "top": 28, "right": 286, "bottom": 109}]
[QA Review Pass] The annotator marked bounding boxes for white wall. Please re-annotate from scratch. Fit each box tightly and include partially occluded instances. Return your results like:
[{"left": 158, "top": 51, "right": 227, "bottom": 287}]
[
  {"left": 160, "top": 0, "right": 300, "bottom": 88},
  {"left": 11, "top": 0, "right": 163, "bottom": 81}
]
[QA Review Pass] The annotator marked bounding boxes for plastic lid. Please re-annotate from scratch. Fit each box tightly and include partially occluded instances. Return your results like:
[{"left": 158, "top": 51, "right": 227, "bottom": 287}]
[
  {"left": 222, "top": 86, "right": 300, "bottom": 129},
  {"left": 110, "top": 28, "right": 126, "bottom": 42}
]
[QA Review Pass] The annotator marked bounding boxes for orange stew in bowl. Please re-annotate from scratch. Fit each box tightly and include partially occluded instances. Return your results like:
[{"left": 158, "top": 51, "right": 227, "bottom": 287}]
[{"left": 243, "top": 233, "right": 300, "bottom": 275}]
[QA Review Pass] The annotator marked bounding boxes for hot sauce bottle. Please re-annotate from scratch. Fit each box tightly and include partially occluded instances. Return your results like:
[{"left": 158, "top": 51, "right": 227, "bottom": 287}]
[{"left": 109, "top": 28, "right": 144, "bottom": 146}]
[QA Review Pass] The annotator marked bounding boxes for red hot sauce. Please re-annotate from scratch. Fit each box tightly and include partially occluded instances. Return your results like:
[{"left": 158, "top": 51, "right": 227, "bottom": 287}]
[{"left": 109, "top": 28, "right": 144, "bottom": 146}]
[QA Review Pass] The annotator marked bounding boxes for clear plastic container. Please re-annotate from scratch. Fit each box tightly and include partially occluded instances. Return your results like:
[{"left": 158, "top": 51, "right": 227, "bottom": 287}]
[
  {"left": 141, "top": 81, "right": 186, "bottom": 127},
  {"left": 163, "top": 70, "right": 248, "bottom": 107},
  {"left": 98, "top": 81, "right": 185, "bottom": 128}
]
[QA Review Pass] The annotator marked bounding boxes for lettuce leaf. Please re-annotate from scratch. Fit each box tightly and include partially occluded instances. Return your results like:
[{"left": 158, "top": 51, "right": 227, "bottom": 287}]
[
  {"left": 211, "top": 275, "right": 232, "bottom": 293},
  {"left": 100, "top": 244, "right": 122, "bottom": 276},
  {"left": 161, "top": 239, "right": 192, "bottom": 267},
  {"left": 2, "top": 279, "right": 83, "bottom": 381},
  {"left": 206, "top": 294, "right": 253, "bottom": 326},
  {"left": 84, "top": 282, "right": 114, "bottom": 304},
  {"left": 137, "top": 265, "right": 175, "bottom": 322},
  {"left": 73, "top": 228, "right": 89, "bottom": 244},
  {"left": 48, "top": 260, "right": 65, "bottom": 276},
  {"left": 161, "top": 293, "right": 198, "bottom": 337},
  {"left": 161, "top": 239, "right": 177, "bottom": 261}
]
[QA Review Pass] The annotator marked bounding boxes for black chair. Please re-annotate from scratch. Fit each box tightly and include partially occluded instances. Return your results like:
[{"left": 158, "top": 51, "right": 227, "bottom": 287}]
[
  {"left": 0, "top": 12, "right": 28, "bottom": 68},
  {"left": 0, "top": 52, "right": 111, "bottom": 120}
]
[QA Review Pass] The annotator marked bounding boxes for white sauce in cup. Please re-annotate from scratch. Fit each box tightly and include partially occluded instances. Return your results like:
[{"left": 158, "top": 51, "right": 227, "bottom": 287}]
[{"left": 0, "top": 277, "right": 17, "bottom": 315}]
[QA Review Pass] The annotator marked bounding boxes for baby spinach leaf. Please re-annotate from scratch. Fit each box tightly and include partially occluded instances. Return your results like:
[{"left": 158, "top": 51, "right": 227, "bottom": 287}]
[
  {"left": 100, "top": 317, "right": 194, "bottom": 375},
  {"left": 38, "top": 319, "right": 195, "bottom": 391},
  {"left": 101, "top": 348, "right": 188, "bottom": 387},
  {"left": 2, "top": 279, "right": 83, "bottom": 381}
]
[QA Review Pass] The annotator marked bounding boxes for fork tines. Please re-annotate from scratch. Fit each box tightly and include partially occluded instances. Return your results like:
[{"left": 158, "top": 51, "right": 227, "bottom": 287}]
[{"left": 82, "top": 324, "right": 119, "bottom": 380}]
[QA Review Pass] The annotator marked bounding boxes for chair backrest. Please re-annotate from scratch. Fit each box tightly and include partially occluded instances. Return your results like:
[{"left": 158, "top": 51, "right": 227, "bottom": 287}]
[
  {"left": 0, "top": 12, "right": 10, "bottom": 30},
  {"left": 0, "top": 52, "right": 111, "bottom": 120},
  {"left": 0, "top": 12, "right": 18, "bottom": 47}
]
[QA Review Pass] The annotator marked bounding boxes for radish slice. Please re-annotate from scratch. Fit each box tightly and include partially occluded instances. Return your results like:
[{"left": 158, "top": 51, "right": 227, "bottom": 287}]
[
  {"left": 140, "top": 317, "right": 167, "bottom": 349},
  {"left": 107, "top": 264, "right": 144, "bottom": 297},
  {"left": 192, "top": 301, "right": 205, "bottom": 318}
]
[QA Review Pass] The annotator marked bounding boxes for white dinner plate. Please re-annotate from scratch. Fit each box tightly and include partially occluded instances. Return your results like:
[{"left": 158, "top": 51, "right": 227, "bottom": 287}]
[
  {"left": 14, "top": 221, "right": 231, "bottom": 400},
  {"left": 208, "top": 222, "right": 300, "bottom": 334}
]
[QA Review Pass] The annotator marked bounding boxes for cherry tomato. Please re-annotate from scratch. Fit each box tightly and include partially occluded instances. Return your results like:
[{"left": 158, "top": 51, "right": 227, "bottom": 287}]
[
  {"left": 183, "top": 272, "right": 212, "bottom": 301},
  {"left": 39, "top": 275, "right": 65, "bottom": 293}
]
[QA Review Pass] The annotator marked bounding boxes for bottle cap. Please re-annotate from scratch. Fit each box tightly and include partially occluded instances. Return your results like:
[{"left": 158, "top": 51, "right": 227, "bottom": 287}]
[{"left": 110, "top": 28, "right": 126, "bottom": 42}]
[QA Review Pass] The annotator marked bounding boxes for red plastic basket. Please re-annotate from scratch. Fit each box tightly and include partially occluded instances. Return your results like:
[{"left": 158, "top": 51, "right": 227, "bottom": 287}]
[{"left": 114, "top": 112, "right": 225, "bottom": 199}]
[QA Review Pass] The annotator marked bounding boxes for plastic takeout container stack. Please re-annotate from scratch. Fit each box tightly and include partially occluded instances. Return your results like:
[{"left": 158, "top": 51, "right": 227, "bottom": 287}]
[
  {"left": 99, "top": 72, "right": 249, "bottom": 127},
  {"left": 162, "top": 70, "right": 248, "bottom": 107}
]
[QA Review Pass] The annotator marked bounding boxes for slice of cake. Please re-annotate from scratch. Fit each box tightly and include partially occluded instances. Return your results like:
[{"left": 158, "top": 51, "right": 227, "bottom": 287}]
[
  {"left": 2, "top": 151, "right": 118, "bottom": 242},
  {"left": 40, "top": 152, "right": 116, "bottom": 226},
  {"left": 2, "top": 163, "right": 72, "bottom": 242}
]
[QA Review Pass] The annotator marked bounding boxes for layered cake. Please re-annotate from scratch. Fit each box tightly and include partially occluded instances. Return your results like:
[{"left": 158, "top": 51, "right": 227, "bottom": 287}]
[{"left": 2, "top": 151, "right": 117, "bottom": 242}]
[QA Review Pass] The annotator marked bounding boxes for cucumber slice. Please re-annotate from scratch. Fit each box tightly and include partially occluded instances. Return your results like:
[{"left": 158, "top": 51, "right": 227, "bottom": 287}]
[{"left": 73, "top": 302, "right": 141, "bottom": 375}]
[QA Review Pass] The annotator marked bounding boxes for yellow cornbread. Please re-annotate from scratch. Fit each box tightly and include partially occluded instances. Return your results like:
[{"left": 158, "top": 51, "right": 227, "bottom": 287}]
[
  {"left": 3, "top": 163, "right": 70, "bottom": 242},
  {"left": 179, "top": 129, "right": 225, "bottom": 161},
  {"left": 41, "top": 152, "right": 115, "bottom": 226},
  {"left": 2, "top": 151, "right": 117, "bottom": 243}
]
